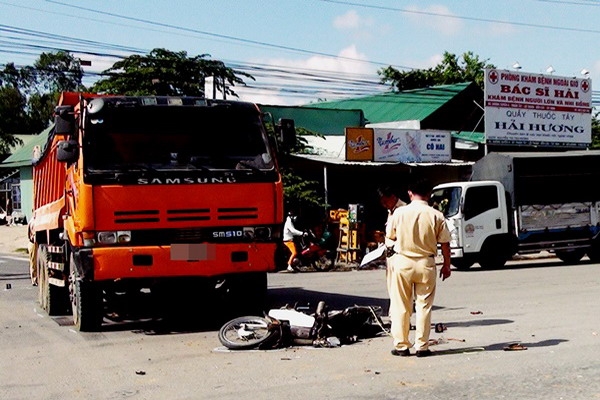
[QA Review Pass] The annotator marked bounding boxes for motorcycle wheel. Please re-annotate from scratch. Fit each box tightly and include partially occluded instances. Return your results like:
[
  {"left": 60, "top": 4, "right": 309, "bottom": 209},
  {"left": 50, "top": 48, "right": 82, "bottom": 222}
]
[
  {"left": 218, "top": 316, "right": 279, "bottom": 350},
  {"left": 313, "top": 252, "right": 335, "bottom": 272},
  {"left": 290, "top": 258, "right": 313, "bottom": 273}
]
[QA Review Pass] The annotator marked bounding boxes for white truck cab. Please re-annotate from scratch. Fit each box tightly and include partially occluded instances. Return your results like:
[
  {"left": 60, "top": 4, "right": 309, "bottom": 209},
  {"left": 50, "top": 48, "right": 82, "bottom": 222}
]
[{"left": 432, "top": 180, "right": 512, "bottom": 270}]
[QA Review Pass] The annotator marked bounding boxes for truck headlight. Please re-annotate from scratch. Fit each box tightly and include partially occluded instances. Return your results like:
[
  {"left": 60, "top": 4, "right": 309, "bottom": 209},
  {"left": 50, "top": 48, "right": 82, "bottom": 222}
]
[
  {"left": 242, "top": 227, "right": 272, "bottom": 241},
  {"left": 450, "top": 228, "right": 459, "bottom": 248},
  {"left": 97, "top": 231, "right": 132, "bottom": 245}
]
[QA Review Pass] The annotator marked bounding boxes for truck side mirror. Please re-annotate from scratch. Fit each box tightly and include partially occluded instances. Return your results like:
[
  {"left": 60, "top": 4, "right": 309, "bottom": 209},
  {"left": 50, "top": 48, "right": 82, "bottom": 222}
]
[
  {"left": 57, "top": 140, "right": 80, "bottom": 163},
  {"left": 278, "top": 118, "right": 296, "bottom": 151},
  {"left": 54, "top": 105, "right": 75, "bottom": 134}
]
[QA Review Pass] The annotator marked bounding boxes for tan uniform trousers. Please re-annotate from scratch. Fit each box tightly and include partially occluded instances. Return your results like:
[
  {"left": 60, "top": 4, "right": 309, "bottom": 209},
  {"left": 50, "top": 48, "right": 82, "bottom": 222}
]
[
  {"left": 28, "top": 242, "right": 38, "bottom": 286},
  {"left": 386, "top": 253, "right": 437, "bottom": 351}
]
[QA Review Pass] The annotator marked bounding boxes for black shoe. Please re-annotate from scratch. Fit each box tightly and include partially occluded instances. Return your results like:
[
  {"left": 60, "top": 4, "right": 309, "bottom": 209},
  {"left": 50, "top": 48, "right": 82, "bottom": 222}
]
[
  {"left": 391, "top": 349, "right": 410, "bottom": 357},
  {"left": 416, "top": 349, "right": 433, "bottom": 358}
]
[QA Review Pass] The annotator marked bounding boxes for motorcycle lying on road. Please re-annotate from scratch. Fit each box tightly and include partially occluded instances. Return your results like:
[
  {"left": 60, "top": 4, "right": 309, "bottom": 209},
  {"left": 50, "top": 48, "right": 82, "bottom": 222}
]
[
  {"left": 288, "top": 229, "right": 336, "bottom": 272},
  {"left": 218, "top": 301, "right": 385, "bottom": 350}
]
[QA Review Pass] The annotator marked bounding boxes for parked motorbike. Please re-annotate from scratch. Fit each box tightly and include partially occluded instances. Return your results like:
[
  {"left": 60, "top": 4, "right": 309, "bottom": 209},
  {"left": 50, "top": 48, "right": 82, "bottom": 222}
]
[
  {"left": 289, "top": 229, "right": 336, "bottom": 272},
  {"left": 218, "top": 301, "right": 385, "bottom": 350}
]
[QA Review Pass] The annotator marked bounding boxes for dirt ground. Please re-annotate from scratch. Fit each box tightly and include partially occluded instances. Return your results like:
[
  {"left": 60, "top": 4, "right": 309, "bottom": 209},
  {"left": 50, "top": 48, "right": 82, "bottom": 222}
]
[{"left": 0, "top": 224, "right": 30, "bottom": 255}]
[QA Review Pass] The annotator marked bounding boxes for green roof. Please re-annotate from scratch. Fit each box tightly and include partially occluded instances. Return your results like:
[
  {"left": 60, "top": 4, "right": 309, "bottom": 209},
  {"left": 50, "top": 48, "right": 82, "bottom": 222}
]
[
  {"left": 452, "top": 131, "right": 485, "bottom": 144},
  {"left": 1, "top": 126, "right": 52, "bottom": 168},
  {"left": 304, "top": 82, "right": 476, "bottom": 124},
  {"left": 259, "top": 105, "right": 364, "bottom": 135}
]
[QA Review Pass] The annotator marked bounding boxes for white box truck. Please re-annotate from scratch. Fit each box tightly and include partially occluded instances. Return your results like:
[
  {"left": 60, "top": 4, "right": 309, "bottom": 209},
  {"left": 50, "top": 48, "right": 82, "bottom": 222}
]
[{"left": 431, "top": 151, "right": 600, "bottom": 269}]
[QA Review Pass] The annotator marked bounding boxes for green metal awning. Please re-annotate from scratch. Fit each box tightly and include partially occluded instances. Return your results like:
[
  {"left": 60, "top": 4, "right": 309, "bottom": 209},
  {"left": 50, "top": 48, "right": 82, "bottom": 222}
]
[{"left": 1, "top": 126, "right": 52, "bottom": 168}]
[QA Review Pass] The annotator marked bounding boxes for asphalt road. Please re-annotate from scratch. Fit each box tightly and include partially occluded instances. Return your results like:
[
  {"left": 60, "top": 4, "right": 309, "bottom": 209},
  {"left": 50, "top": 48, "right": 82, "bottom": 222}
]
[{"left": 1, "top": 252, "right": 599, "bottom": 400}]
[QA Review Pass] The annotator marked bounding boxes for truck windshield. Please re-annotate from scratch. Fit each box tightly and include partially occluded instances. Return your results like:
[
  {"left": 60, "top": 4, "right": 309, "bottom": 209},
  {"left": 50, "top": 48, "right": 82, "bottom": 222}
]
[
  {"left": 82, "top": 104, "right": 274, "bottom": 172},
  {"left": 430, "top": 187, "right": 461, "bottom": 218}
]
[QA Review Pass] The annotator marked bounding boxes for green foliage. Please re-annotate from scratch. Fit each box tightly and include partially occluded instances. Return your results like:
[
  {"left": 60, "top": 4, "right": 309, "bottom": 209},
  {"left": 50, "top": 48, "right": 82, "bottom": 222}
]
[
  {"left": 379, "top": 51, "right": 495, "bottom": 91},
  {"left": 30, "top": 51, "right": 85, "bottom": 93},
  {"left": 294, "top": 126, "right": 325, "bottom": 154},
  {"left": 591, "top": 111, "right": 600, "bottom": 149},
  {"left": 263, "top": 121, "right": 327, "bottom": 215},
  {"left": 264, "top": 121, "right": 324, "bottom": 155},
  {"left": 0, "top": 50, "right": 84, "bottom": 147},
  {"left": 281, "top": 168, "right": 327, "bottom": 218},
  {"left": 0, "top": 86, "right": 25, "bottom": 154},
  {"left": 90, "top": 48, "right": 253, "bottom": 97}
]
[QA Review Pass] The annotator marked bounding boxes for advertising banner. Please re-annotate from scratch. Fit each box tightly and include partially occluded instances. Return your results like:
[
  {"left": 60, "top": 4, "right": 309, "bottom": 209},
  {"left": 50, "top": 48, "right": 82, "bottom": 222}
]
[
  {"left": 345, "top": 127, "right": 374, "bottom": 161},
  {"left": 484, "top": 68, "right": 592, "bottom": 147},
  {"left": 373, "top": 129, "right": 451, "bottom": 163}
]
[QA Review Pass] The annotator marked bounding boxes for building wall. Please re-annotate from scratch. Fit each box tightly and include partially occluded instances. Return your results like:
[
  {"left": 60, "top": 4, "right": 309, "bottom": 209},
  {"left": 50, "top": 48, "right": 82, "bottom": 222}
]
[{"left": 19, "top": 166, "right": 33, "bottom": 222}]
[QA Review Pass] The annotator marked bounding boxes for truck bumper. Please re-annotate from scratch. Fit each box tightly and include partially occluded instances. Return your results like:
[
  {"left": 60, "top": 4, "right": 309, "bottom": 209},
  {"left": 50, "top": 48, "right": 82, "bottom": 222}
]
[
  {"left": 450, "top": 247, "right": 464, "bottom": 258},
  {"left": 436, "top": 247, "right": 464, "bottom": 262},
  {"left": 89, "top": 243, "right": 278, "bottom": 281}
]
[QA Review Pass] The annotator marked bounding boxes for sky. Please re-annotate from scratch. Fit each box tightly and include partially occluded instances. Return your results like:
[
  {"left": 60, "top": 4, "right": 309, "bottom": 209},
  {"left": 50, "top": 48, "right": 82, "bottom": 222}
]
[{"left": 2, "top": 0, "right": 600, "bottom": 106}]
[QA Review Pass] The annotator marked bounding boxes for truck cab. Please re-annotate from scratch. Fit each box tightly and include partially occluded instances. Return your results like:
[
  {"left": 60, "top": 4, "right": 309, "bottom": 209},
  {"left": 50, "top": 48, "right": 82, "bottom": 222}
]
[{"left": 431, "top": 180, "right": 514, "bottom": 270}]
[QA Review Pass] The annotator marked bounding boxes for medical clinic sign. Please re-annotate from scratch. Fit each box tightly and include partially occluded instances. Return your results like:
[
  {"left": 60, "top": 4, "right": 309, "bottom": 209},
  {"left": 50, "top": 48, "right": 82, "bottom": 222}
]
[{"left": 484, "top": 68, "right": 592, "bottom": 147}]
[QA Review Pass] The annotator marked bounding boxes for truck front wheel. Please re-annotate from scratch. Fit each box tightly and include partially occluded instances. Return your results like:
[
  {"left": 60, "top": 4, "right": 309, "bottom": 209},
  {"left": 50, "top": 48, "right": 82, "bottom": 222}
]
[
  {"left": 70, "top": 255, "right": 103, "bottom": 332},
  {"left": 587, "top": 244, "right": 600, "bottom": 263},
  {"left": 478, "top": 240, "right": 508, "bottom": 270},
  {"left": 555, "top": 249, "right": 585, "bottom": 264},
  {"left": 451, "top": 257, "right": 475, "bottom": 271}
]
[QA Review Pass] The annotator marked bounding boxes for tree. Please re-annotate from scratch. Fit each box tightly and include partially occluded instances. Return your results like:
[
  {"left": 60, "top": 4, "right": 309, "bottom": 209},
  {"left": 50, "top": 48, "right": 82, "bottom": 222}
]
[
  {"left": 263, "top": 122, "right": 327, "bottom": 219},
  {"left": 0, "top": 86, "right": 25, "bottom": 154},
  {"left": 28, "top": 51, "right": 85, "bottom": 93},
  {"left": 379, "top": 51, "right": 495, "bottom": 91},
  {"left": 591, "top": 112, "right": 600, "bottom": 149},
  {"left": 0, "top": 50, "right": 85, "bottom": 149},
  {"left": 91, "top": 48, "right": 253, "bottom": 97}
]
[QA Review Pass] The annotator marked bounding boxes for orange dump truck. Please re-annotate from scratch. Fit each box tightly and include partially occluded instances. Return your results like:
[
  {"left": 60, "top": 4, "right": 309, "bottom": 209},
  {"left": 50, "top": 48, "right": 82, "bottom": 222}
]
[{"left": 31, "top": 92, "right": 294, "bottom": 331}]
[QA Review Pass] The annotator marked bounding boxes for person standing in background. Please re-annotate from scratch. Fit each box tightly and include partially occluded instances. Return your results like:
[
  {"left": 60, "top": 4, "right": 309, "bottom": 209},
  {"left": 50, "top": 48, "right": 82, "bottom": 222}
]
[
  {"left": 283, "top": 210, "right": 305, "bottom": 272},
  {"left": 377, "top": 186, "right": 407, "bottom": 251},
  {"left": 27, "top": 221, "right": 37, "bottom": 286},
  {"left": 386, "top": 179, "right": 451, "bottom": 357},
  {"left": 377, "top": 186, "right": 407, "bottom": 315}
]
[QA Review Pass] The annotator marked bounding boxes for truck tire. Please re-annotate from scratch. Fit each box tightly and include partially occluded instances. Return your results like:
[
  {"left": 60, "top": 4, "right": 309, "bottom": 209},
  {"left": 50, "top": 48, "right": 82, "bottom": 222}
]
[
  {"left": 477, "top": 236, "right": 514, "bottom": 270},
  {"left": 451, "top": 258, "right": 474, "bottom": 271},
  {"left": 555, "top": 249, "right": 585, "bottom": 264},
  {"left": 478, "top": 243, "right": 507, "bottom": 270},
  {"left": 587, "top": 244, "right": 600, "bottom": 263},
  {"left": 70, "top": 254, "right": 103, "bottom": 332},
  {"left": 38, "top": 244, "right": 70, "bottom": 315},
  {"left": 478, "top": 254, "right": 507, "bottom": 270}
]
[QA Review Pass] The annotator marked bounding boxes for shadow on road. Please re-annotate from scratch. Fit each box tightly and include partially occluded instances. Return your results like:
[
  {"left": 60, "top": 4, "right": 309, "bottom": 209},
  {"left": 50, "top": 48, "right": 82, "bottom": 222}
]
[
  {"left": 455, "top": 258, "right": 593, "bottom": 272},
  {"left": 0, "top": 272, "right": 29, "bottom": 281},
  {"left": 443, "top": 318, "right": 514, "bottom": 328},
  {"left": 48, "top": 285, "right": 390, "bottom": 335},
  {"left": 485, "top": 338, "right": 569, "bottom": 351},
  {"left": 427, "top": 339, "right": 568, "bottom": 357},
  {"left": 267, "top": 287, "right": 388, "bottom": 312}
]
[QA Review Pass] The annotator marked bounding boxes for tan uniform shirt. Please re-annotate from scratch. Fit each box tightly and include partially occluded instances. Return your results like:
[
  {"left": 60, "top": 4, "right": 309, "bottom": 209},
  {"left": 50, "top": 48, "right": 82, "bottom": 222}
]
[
  {"left": 384, "top": 198, "right": 407, "bottom": 248},
  {"left": 389, "top": 199, "right": 451, "bottom": 258}
]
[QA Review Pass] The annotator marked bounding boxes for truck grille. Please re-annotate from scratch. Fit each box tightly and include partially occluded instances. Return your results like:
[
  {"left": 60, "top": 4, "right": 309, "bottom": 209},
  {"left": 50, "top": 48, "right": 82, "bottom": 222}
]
[
  {"left": 114, "top": 210, "right": 160, "bottom": 223},
  {"left": 113, "top": 207, "right": 259, "bottom": 224}
]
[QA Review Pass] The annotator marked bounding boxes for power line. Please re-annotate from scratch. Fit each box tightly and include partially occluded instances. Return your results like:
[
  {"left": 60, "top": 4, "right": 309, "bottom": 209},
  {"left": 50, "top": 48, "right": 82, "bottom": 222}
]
[
  {"left": 317, "top": 0, "right": 600, "bottom": 35},
  {"left": 2, "top": 2, "right": 600, "bottom": 105},
  {"left": 0, "top": 23, "right": 391, "bottom": 98},
  {"left": 43, "top": 0, "right": 413, "bottom": 71}
]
